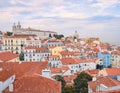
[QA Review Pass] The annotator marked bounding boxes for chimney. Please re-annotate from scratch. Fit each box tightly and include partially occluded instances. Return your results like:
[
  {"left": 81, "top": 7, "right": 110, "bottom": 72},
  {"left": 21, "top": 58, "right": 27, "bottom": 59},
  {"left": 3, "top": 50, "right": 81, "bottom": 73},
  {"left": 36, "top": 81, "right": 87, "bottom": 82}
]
[
  {"left": 92, "top": 76, "right": 97, "bottom": 81},
  {"left": 42, "top": 69, "right": 51, "bottom": 78},
  {"left": 19, "top": 61, "right": 22, "bottom": 64}
]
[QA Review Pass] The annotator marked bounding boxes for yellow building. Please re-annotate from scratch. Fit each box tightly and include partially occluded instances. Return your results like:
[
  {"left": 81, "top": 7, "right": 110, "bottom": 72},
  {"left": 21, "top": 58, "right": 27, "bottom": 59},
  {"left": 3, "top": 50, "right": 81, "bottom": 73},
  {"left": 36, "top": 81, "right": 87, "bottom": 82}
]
[
  {"left": 3, "top": 36, "right": 26, "bottom": 54},
  {"left": 49, "top": 46, "right": 63, "bottom": 57}
]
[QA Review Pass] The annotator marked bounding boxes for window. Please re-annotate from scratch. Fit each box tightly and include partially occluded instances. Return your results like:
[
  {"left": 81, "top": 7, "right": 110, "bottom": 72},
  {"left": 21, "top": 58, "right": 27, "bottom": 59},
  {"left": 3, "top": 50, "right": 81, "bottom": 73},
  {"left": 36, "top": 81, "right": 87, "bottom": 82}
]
[
  {"left": 71, "top": 66, "right": 73, "bottom": 68},
  {"left": 71, "top": 70, "right": 74, "bottom": 73},
  {"left": 11, "top": 47, "right": 13, "bottom": 50},
  {"left": 16, "top": 47, "right": 18, "bottom": 50}
]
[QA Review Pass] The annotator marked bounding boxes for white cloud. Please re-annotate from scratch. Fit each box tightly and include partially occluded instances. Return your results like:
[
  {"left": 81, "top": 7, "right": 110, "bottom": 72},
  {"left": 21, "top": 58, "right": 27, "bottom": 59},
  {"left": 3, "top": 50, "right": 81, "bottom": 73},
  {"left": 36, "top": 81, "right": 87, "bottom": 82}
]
[{"left": 91, "top": 0, "right": 120, "bottom": 9}]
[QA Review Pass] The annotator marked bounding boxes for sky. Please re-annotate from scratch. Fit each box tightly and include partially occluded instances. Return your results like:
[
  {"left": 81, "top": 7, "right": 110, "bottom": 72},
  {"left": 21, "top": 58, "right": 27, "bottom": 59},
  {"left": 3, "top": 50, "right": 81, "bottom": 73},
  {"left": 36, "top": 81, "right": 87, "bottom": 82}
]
[{"left": 0, "top": 0, "right": 120, "bottom": 45}]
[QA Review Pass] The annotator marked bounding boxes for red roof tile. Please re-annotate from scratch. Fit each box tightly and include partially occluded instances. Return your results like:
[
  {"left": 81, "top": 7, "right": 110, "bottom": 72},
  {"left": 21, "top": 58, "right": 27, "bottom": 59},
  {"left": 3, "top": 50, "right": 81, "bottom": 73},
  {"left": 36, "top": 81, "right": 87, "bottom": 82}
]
[
  {"left": 0, "top": 52, "right": 18, "bottom": 62},
  {"left": 51, "top": 68, "right": 62, "bottom": 73},
  {"left": 60, "top": 51, "right": 73, "bottom": 55},
  {"left": 0, "top": 62, "right": 48, "bottom": 79},
  {"left": 84, "top": 69, "right": 99, "bottom": 77},
  {"left": 88, "top": 77, "right": 120, "bottom": 92},
  {"left": 0, "top": 69, "right": 14, "bottom": 81},
  {"left": 48, "top": 39, "right": 59, "bottom": 43},
  {"left": 105, "top": 68, "right": 120, "bottom": 76},
  {"left": 6, "top": 75, "right": 61, "bottom": 93},
  {"left": 25, "top": 46, "right": 36, "bottom": 49},
  {"left": 61, "top": 58, "right": 83, "bottom": 65}
]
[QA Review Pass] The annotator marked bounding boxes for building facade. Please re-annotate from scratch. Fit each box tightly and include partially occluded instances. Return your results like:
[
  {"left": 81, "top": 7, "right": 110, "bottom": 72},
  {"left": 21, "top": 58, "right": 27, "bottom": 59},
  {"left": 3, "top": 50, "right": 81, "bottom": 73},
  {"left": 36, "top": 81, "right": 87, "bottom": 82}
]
[
  {"left": 98, "top": 52, "right": 111, "bottom": 67},
  {"left": 111, "top": 51, "right": 120, "bottom": 68},
  {"left": 3, "top": 36, "right": 26, "bottom": 54},
  {"left": 12, "top": 22, "right": 57, "bottom": 38},
  {"left": 24, "top": 46, "right": 50, "bottom": 62}
]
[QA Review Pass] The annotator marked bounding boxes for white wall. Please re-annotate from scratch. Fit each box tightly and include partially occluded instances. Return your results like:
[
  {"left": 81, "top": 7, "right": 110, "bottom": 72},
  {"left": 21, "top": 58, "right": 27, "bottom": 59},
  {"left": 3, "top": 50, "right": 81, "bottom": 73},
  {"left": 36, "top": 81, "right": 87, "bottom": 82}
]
[{"left": 0, "top": 75, "right": 15, "bottom": 93}]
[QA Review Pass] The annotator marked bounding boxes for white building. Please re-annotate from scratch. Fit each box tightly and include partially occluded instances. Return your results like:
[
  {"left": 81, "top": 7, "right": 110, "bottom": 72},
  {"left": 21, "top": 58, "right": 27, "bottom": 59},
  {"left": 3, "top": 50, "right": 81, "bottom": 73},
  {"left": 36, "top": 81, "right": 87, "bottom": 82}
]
[
  {"left": 79, "top": 59, "right": 96, "bottom": 71},
  {"left": 111, "top": 51, "right": 120, "bottom": 68},
  {"left": 0, "top": 70, "right": 15, "bottom": 93},
  {"left": 61, "top": 58, "right": 81, "bottom": 74},
  {"left": 26, "top": 37, "right": 41, "bottom": 47},
  {"left": 12, "top": 22, "right": 57, "bottom": 39},
  {"left": 88, "top": 77, "right": 120, "bottom": 93},
  {"left": 47, "top": 39, "right": 62, "bottom": 48},
  {"left": 61, "top": 58, "right": 96, "bottom": 74},
  {"left": 24, "top": 46, "right": 50, "bottom": 62},
  {"left": 48, "top": 55, "right": 62, "bottom": 68}
]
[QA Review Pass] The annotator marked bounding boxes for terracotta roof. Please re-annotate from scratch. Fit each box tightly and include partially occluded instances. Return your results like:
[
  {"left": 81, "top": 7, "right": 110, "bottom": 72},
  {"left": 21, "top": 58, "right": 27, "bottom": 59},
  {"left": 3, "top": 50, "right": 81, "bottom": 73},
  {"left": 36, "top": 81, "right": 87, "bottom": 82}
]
[
  {"left": 64, "top": 75, "right": 77, "bottom": 86},
  {"left": 5, "top": 74, "right": 61, "bottom": 93},
  {"left": 63, "top": 41, "right": 72, "bottom": 45},
  {"left": 0, "top": 69, "right": 14, "bottom": 81},
  {"left": 84, "top": 69, "right": 99, "bottom": 77},
  {"left": 105, "top": 68, "right": 120, "bottom": 76},
  {"left": 88, "top": 77, "right": 120, "bottom": 92},
  {"left": 25, "top": 46, "right": 49, "bottom": 52},
  {"left": 1, "top": 62, "right": 60, "bottom": 92},
  {"left": 51, "top": 68, "right": 62, "bottom": 73},
  {"left": 62, "top": 66, "right": 69, "bottom": 71},
  {"left": 0, "top": 52, "right": 18, "bottom": 62},
  {"left": 60, "top": 51, "right": 73, "bottom": 55},
  {"left": 0, "top": 62, "right": 48, "bottom": 79},
  {"left": 111, "top": 51, "right": 120, "bottom": 55},
  {"left": 61, "top": 58, "right": 83, "bottom": 65},
  {"left": 48, "top": 40, "right": 60, "bottom": 43},
  {"left": 36, "top": 47, "right": 49, "bottom": 52},
  {"left": 25, "top": 46, "right": 36, "bottom": 49},
  {"left": 50, "top": 66, "right": 70, "bottom": 74},
  {"left": 85, "top": 58, "right": 97, "bottom": 63},
  {"left": 73, "top": 52, "right": 82, "bottom": 56},
  {"left": 26, "top": 37, "right": 31, "bottom": 40}
]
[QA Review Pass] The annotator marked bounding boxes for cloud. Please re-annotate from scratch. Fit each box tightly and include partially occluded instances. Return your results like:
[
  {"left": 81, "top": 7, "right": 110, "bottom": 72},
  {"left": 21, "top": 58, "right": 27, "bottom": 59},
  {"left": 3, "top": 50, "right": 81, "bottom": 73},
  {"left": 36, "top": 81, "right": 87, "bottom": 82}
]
[
  {"left": 91, "top": 0, "right": 120, "bottom": 9},
  {"left": 0, "top": 0, "right": 120, "bottom": 44}
]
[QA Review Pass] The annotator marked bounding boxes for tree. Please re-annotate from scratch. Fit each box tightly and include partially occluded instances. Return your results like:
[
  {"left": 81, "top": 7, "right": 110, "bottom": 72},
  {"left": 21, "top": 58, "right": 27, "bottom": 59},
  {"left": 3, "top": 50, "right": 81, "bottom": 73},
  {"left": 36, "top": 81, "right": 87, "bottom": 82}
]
[
  {"left": 74, "top": 72, "right": 92, "bottom": 93},
  {"left": 55, "top": 75, "right": 66, "bottom": 92},
  {"left": 6, "top": 32, "right": 13, "bottom": 36},
  {"left": 53, "top": 34, "right": 64, "bottom": 39},
  {"left": 19, "top": 52, "right": 24, "bottom": 61},
  {"left": 64, "top": 86, "right": 75, "bottom": 93}
]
